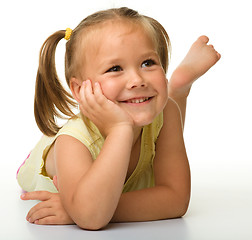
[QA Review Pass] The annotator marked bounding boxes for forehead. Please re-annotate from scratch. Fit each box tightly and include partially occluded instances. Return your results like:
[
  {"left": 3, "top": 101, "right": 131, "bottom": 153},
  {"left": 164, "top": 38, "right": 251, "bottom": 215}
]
[{"left": 80, "top": 19, "right": 157, "bottom": 58}]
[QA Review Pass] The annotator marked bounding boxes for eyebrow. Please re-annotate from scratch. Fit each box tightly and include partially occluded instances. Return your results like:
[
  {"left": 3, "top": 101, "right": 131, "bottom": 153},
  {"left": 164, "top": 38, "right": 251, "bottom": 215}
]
[
  {"left": 140, "top": 51, "right": 159, "bottom": 58},
  {"left": 103, "top": 51, "right": 159, "bottom": 64},
  {"left": 136, "top": 51, "right": 159, "bottom": 60}
]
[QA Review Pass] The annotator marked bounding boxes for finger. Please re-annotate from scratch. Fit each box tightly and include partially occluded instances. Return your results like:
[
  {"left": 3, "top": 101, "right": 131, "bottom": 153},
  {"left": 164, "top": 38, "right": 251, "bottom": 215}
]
[
  {"left": 79, "top": 81, "right": 87, "bottom": 104},
  {"left": 94, "top": 82, "right": 107, "bottom": 104},
  {"left": 78, "top": 82, "right": 88, "bottom": 115},
  {"left": 28, "top": 207, "right": 55, "bottom": 224},
  {"left": 79, "top": 81, "right": 92, "bottom": 117},
  {"left": 84, "top": 79, "right": 96, "bottom": 107},
  {"left": 26, "top": 200, "right": 52, "bottom": 221},
  {"left": 79, "top": 104, "right": 89, "bottom": 117},
  {"left": 34, "top": 216, "right": 59, "bottom": 225},
  {"left": 94, "top": 82, "right": 116, "bottom": 106},
  {"left": 198, "top": 35, "right": 209, "bottom": 43},
  {"left": 34, "top": 215, "right": 73, "bottom": 225},
  {"left": 21, "top": 191, "right": 52, "bottom": 201},
  {"left": 79, "top": 80, "right": 95, "bottom": 109}
]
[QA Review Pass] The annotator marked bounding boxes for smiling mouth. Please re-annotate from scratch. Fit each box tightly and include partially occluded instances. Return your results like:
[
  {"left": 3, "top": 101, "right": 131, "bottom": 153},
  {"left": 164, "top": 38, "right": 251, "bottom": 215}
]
[{"left": 123, "top": 97, "right": 152, "bottom": 104}]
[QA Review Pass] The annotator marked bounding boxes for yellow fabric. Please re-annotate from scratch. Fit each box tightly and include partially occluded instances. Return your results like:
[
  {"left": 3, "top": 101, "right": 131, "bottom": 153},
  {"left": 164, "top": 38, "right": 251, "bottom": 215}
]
[{"left": 17, "top": 112, "right": 163, "bottom": 193}]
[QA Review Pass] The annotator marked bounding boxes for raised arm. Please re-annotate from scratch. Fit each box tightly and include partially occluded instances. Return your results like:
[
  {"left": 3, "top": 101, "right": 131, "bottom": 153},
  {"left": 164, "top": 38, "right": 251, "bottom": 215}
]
[
  {"left": 55, "top": 80, "right": 134, "bottom": 230},
  {"left": 55, "top": 128, "right": 133, "bottom": 229},
  {"left": 168, "top": 35, "right": 221, "bottom": 128}
]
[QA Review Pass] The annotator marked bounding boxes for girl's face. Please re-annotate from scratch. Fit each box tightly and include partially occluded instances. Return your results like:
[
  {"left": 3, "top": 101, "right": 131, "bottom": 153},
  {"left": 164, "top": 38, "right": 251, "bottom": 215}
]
[{"left": 80, "top": 20, "right": 168, "bottom": 127}]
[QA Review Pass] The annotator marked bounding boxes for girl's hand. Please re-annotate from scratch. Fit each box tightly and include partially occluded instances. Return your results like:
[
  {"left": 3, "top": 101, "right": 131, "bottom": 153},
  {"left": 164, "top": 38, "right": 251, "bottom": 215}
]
[
  {"left": 20, "top": 191, "right": 74, "bottom": 225},
  {"left": 21, "top": 191, "right": 74, "bottom": 225},
  {"left": 79, "top": 80, "right": 134, "bottom": 137},
  {"left": 21, "top": 177, "right": 74, "bottom": 225}
]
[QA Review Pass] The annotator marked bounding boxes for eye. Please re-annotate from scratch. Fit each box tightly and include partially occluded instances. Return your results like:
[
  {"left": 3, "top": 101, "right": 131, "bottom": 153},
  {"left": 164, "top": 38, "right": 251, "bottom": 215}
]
[
  {"left": 106, "top": 65, "right": 123, "bottom": 73},
  {"left": 141, "top": 59, "right": 156, "bottom": 68}
]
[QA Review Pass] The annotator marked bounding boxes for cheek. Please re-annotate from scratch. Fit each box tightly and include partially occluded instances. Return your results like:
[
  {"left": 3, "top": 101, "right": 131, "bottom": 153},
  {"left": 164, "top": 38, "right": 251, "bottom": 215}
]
[
  {"left": 162, "top": 78, "right": 168, "bottom": 94},
  {"left": 159, "top": 76, "right": 168, "bottom": 88},
  {"left": 155, "top": 74, "right": 168, "bottom": 94},
  {"left": 99, "top": 78, "right": 121, "bottom": 101},
  {"left": 157, "top": 76, "right": 169, "bottom": 105}
]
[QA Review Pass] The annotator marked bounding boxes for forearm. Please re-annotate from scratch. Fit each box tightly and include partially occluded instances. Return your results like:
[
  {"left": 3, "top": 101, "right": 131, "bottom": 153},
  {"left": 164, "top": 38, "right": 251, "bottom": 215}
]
[
  {"left": 70, "top": 127, "right": 134, "bottom": 229},
  {"left": 111, "top": 185, "right": 190, "bottom": 222},
  {"left": 168, "top": 69, "right": 190, "bottom": 129},
  {"left": 168, "top": 96, "right": 187, "bottom": 129}
]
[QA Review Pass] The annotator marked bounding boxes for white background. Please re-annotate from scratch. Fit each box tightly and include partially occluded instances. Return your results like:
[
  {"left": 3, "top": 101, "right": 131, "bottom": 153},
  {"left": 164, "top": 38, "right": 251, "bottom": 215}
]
[{"left": 0, "top": 0, "right": 252, "bottom": 239}]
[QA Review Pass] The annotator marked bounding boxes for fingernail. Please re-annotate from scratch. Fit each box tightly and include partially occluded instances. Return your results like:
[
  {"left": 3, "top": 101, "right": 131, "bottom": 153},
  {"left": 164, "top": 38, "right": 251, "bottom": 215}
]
[{"left": 20, "top": 194, "right": 26, "bottom": 199}]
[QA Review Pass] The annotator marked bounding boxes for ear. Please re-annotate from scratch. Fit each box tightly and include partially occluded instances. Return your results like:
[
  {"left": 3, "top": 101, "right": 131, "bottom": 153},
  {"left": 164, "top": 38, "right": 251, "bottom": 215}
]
[{"left": 70, "top": 77, "right": 82, "bottom": 103}]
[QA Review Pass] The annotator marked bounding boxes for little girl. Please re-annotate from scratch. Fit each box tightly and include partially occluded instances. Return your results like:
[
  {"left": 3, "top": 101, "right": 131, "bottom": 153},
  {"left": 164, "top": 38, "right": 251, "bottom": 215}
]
[{"left": 17, "top": 7, "right": 220, "bottom": 230}]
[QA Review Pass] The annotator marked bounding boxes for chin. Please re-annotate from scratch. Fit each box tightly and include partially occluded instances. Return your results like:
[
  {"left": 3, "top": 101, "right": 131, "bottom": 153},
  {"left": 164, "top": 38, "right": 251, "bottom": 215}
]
[{"left": 132, "top": 113, "right": 157, "bottom": 127}]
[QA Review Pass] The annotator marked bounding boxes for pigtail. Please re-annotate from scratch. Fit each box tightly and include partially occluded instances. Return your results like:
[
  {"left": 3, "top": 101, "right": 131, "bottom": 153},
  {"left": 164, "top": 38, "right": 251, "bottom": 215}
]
[{"left": 34, "top": 30, "right": 77, "bottom": 136}]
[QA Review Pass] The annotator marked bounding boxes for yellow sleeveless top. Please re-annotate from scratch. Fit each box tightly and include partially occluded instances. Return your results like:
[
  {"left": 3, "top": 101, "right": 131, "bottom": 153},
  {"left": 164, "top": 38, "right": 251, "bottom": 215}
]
[{"left": 17, "top": 113, "right": 163, "bottom": 193}]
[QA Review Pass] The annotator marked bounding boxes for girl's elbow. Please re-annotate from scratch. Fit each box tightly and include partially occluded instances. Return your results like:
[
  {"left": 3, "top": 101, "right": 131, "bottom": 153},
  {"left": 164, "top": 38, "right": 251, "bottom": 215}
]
[
  {"left": 72, "top": 208, "right": 110, "bottom": 230},
  {"left": 76, "top": 219, "right": 108, "bottom": 231},
  {"left": 176, "top": 194, "right": 190, "bottom": 218},
  {"left": 178, "top": 201, "right": 190, "bottom": 217},
  {"left": 71, "top": 195, "right": 110, "bottom": 230}
]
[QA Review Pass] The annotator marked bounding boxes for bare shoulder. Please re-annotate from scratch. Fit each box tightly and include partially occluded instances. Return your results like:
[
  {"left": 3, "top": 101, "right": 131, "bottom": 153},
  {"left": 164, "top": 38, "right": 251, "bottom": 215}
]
[
  {"left": 46, "top": 134, "right": 87, "bottom": 179},
  {"left": 54, "top": 134, "right": 93, "bottom": 199},
  {"left": 55, "top": 134, "right": 93, "bottom": 169},
  {"left": 55, "top": 134, "right": 92, "bottom": 152}
]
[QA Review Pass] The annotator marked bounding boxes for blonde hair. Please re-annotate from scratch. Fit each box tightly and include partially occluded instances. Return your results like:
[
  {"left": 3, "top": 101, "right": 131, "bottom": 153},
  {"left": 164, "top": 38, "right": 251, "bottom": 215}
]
[{"left": 34, "top": 7, "right": 171, "bottom": 136}]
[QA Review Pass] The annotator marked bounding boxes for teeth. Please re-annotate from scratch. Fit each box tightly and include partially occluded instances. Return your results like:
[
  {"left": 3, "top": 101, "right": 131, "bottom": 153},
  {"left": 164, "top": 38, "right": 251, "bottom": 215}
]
[{"left": 128, "top": 97, "right": 149, "bottom": 103}]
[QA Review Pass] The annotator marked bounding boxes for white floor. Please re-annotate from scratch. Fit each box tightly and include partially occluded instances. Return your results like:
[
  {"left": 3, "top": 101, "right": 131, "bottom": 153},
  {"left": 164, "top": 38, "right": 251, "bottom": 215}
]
[{"left": 1, "top": 161, "right": 252, "bottom": 240}]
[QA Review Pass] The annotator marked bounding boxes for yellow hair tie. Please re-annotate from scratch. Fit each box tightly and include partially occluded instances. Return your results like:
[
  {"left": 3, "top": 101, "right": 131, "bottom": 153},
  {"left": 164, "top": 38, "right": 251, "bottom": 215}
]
[{"left": 65, "top": 28, "right": 72, "bottom": 40}]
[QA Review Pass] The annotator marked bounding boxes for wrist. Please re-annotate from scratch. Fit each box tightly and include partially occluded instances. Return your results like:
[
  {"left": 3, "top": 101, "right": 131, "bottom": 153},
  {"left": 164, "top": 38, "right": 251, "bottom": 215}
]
[
  {"left": 104, "top": 123, "right": 134, "bottom": 139},
  {"left": 168, "top": 85, "right": 191, "bottom": 100}
]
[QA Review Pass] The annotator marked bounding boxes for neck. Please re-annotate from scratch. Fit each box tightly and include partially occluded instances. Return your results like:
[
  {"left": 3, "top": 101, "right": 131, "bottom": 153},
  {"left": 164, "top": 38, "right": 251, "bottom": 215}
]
[{"left": 132, "top": 126, "right": 143, "bottom": 146}]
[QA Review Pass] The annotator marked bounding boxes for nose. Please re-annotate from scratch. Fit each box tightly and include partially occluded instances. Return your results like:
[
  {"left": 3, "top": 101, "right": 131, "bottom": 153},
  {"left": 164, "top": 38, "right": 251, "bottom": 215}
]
[{"left": 126, "top": 70, "right": 147, "bottom": 89}]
